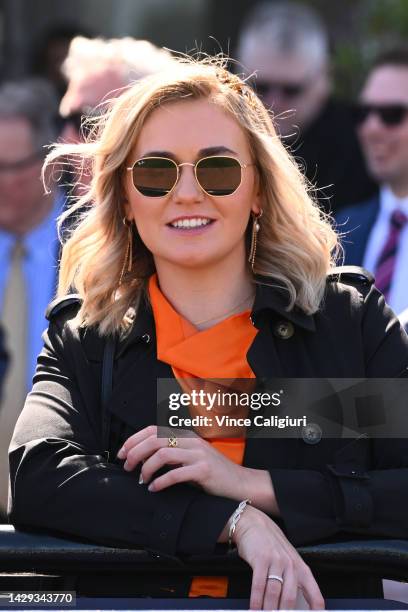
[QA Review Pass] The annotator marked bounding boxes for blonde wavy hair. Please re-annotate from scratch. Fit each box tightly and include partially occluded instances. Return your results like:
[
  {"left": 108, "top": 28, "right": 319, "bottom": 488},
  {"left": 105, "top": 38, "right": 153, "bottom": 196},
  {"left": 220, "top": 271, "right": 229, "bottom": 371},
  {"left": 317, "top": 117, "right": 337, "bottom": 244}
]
[{"left": 45, "top": 54, "right": 340, "bottom": 336}]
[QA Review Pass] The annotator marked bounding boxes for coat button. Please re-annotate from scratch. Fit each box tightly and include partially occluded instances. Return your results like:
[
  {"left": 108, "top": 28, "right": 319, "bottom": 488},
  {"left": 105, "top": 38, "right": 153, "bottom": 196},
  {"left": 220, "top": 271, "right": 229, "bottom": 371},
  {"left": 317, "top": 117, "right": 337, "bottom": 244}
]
[
  {"left": 274, "top": 321, "right": 294, "bottom": 339},
  {"left": 142, "top": 333, "right": 150, "bottom": 343},
  {"left": 301, "top": 422, "right": 322, "bottom": 444}
]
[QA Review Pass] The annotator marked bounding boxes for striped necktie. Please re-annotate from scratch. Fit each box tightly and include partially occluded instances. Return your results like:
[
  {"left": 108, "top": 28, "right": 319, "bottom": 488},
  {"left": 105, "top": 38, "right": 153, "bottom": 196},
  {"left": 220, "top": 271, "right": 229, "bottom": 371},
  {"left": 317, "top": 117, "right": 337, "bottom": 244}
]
[{"left": 374, "top": 209, "right": 408, "bottom": 300}]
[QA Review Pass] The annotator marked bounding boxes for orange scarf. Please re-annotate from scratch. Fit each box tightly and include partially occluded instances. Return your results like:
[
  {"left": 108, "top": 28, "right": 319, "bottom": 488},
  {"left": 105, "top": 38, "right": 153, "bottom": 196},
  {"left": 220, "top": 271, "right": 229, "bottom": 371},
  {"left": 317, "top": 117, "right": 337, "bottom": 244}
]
[{"left": 149, "top": 274, "right": 256, "bottom": 597}]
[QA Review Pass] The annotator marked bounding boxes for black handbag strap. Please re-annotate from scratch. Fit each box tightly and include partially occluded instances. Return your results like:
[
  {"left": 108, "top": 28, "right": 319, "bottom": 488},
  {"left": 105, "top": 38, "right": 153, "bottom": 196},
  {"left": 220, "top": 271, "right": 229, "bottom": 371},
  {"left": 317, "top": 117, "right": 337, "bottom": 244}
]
[{"left": 101, "top": 336, "right": 116, "bottom": 455}]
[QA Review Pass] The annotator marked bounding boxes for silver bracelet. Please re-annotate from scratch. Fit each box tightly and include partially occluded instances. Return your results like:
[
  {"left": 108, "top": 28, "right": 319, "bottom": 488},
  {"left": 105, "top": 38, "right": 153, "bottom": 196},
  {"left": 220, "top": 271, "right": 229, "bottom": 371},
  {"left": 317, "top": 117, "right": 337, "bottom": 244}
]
[{"left": 228, "top": 499, "right": 251, "bottom": 548}]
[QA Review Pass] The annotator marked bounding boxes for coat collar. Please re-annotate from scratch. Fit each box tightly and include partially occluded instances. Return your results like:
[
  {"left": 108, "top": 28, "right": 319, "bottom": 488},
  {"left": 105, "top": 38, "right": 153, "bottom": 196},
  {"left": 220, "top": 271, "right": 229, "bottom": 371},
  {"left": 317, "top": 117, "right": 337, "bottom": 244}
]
[
  {"left": 116, "top": 296, "right": 155, "bottom": 359},
  {"left": 251, "top": 276, "right": 316, "bottom": 332},
  {"left": 82, "top": 276, "right": 316, "bottom": 362},
  {"left": 120, "top": 275, "right": 318, "bottom": 353}
]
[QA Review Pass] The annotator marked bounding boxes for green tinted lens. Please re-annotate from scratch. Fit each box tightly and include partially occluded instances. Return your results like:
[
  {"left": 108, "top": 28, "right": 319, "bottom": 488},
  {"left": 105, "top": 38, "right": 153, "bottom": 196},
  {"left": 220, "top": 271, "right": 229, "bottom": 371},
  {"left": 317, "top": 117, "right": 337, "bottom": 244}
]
[
  {"left": 196, "top": 156, "right": 242, "bottom": 196},
  {"left": 132, "top": 158, "right": 177, "bottom": 197}
]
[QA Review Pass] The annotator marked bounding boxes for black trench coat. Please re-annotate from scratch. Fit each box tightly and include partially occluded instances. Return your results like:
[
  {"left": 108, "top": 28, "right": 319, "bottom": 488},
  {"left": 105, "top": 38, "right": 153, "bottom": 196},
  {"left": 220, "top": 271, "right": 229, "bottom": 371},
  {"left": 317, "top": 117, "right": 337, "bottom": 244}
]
[{"left": 8, "top": 269, "right": 408, "bottom": 597}]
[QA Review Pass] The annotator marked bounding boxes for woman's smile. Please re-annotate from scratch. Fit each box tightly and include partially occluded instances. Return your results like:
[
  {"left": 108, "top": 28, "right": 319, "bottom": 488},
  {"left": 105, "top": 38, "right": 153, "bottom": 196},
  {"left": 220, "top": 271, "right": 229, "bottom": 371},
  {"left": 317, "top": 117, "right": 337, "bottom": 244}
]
[{"left": 166, "top": 215, "right": 216, "bottom": 235}]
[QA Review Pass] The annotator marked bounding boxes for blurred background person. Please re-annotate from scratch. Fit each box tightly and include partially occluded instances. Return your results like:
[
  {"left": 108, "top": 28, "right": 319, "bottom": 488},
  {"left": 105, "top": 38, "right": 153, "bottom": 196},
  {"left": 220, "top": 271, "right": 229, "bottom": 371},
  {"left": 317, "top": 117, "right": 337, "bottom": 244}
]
[
  {"left": 59, "top": 36, "right": 176, "bottom": 144},
  {"left": 236, "top": 0, "right": 377, "bottom": 214},
  {"left": 337, "top": 48, "right": 408, "bottom": 316},
  {"left": 30, "top": 23, "right": 94, "bottom": 101},
  {"left": 58, "top": 36, "right": 176, "bottom": 200},
  {"left": 0, "top": 78, "right": 62, "bottom": 520}
]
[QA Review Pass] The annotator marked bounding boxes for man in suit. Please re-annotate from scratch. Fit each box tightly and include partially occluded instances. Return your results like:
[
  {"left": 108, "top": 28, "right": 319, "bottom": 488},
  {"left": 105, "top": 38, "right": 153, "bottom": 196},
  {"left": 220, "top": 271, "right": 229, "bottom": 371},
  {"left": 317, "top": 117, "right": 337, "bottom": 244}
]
[
  {"left": 51, "top": 36, "right": 177, "bottom": 232},
  {"left": 236, "top": 1, "right": 377, "bottom": 213},
  {"left": 337, "top": 48, "right": 408, "bottom": 315},
  {"left": 0, "top": 79, "right": 62, "bottom": 519},
  {"left": 56, "top": 36, "right": 177, "bottom": 239},
  {"left": 58, "top": 36, "right": 175, "bottom": 196}
]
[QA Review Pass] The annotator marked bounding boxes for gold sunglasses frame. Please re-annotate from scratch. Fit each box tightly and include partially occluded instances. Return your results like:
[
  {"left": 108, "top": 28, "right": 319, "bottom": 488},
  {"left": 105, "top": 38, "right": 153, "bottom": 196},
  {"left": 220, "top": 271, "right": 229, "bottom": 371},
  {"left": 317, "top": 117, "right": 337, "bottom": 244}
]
[{"left": 126, "top": 155, "right": 255, "bottom": 197}]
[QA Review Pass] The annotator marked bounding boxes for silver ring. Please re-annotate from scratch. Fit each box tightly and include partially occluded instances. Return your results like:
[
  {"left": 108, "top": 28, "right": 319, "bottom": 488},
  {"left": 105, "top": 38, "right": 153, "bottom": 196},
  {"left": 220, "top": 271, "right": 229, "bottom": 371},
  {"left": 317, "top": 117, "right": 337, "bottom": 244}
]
[{"left": 267, "top": 574, "right": 284, "bottom": 584}]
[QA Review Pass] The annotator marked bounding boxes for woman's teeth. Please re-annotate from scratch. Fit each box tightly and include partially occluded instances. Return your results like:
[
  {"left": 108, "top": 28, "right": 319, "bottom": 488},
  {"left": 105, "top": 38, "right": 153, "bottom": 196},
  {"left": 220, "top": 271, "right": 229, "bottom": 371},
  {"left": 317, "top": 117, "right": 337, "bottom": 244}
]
[{"left": 170, "top": 218, "right": 212, "bottom": 229}]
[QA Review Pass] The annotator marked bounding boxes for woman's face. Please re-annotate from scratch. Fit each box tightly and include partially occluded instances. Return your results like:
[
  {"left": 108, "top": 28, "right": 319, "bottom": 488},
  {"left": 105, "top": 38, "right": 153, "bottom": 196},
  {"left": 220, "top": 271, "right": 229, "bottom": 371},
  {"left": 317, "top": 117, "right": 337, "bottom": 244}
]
[{"left": 124, "top": 98, "right": 261, "bottom": 272}]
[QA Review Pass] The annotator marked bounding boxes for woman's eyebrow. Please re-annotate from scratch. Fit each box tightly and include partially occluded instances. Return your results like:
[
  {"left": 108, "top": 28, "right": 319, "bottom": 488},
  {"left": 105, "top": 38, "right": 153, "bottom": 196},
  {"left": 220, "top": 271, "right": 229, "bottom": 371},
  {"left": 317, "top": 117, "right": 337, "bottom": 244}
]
[
  {"left": 199, "top": 146, "right": 238, "bottom": 156},
  {"left": 140, "top": 150, "right": 175, "bottom": 159},
  {"left": 139, "top": 146, "right": 238, "bottom": 160}
]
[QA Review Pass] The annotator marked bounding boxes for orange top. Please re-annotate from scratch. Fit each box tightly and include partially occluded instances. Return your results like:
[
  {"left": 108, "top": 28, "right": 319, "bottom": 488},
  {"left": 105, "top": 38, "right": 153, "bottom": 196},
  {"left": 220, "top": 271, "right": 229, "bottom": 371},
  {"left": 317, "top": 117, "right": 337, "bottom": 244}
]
[{"left": 148, "top": 274, "right": 257, "bottom": 598}]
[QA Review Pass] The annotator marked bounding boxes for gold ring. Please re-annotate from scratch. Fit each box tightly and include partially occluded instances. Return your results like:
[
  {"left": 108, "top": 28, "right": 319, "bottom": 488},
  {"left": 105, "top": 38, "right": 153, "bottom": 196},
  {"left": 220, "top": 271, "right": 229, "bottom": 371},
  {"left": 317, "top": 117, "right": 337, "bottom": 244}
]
[{"left": 168, "top": 436, "right": 178, "bottom": 448}]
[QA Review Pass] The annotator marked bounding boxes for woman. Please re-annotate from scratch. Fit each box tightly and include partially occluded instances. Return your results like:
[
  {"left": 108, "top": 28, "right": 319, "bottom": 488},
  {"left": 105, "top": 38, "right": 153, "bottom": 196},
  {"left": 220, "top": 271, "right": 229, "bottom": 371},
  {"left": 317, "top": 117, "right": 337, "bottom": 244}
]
[{"left": 8, "top": 57, "right": 408, "bottom": 610}]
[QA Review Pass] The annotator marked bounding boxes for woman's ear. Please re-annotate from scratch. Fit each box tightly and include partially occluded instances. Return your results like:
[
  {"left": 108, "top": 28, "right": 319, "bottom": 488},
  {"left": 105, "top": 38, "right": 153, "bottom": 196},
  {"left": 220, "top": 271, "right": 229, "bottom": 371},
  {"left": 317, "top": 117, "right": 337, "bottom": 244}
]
[
  {"left": 122, "top": 199, "right": 132, "bottom": 222},
  {"left": 251, "top": 187, "right": 263, "bottom": 216},
  {"left": 251, "top": 201, "right": 262, "bottom": 216},
  {"left": 251, "top": 168, "right": 263, "bottom": 215},
  {"left": 121, "top": 170, "right": 133, "bottom": 220}
]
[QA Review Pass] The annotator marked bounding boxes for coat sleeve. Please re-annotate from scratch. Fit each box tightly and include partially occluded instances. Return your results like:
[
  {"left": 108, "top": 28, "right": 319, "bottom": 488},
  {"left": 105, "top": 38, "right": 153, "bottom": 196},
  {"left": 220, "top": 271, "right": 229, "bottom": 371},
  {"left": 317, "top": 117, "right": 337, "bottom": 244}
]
[
  {"left": 268, "top": 285, "right": 408, "bottom": 546},
  {"left": 8, "top": 312, "right": 237, "bottom": 555}
]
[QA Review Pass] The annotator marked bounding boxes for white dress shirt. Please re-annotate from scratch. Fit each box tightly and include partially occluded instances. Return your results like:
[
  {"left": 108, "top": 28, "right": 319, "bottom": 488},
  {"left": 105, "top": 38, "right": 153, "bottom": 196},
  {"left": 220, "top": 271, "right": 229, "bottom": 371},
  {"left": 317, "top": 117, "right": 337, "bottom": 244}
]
[{"left": 363, "top": 185, "right": 408, "bottom": 315}]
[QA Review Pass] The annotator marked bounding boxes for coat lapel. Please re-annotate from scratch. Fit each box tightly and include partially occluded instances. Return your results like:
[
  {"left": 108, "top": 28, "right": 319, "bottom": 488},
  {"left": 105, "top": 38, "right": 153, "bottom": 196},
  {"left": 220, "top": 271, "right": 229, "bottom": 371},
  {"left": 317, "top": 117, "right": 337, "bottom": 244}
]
[
  {"left": 244, "top": 319, "right": 299, "bottom": 471},
  {"left": 97, "top": 301, "right": 174, "bottom": 432},
  {"left": 244, "top": 280, "right": 317, "bottom": 471}
]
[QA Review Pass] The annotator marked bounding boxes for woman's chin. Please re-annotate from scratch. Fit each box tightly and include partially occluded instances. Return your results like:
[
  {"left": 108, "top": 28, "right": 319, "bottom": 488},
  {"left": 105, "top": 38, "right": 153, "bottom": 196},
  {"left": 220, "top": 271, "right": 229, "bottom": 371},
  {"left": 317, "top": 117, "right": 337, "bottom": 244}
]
[{"left": 171, "top": 255, "right": 220, "bottom": 270}]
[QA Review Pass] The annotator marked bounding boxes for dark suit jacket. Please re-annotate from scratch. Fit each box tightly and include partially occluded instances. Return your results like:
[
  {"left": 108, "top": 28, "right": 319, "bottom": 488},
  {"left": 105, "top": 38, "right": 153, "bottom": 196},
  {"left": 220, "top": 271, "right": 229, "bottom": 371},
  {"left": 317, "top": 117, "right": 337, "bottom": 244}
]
[
  {"left": 335, "top": 196, "right": 380, "bottom": 266},
  {"left": 8, "top": 272, "right": 408, "bottom": 597},
  {"left": 287, "top": 99, "right": 378, "bottom": 214}
]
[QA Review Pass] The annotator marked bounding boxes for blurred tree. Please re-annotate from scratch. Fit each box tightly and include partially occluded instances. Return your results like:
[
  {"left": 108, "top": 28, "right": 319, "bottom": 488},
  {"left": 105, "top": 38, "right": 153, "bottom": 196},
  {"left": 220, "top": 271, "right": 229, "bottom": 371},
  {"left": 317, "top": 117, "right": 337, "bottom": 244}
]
[{"left": 310, "top": 0, "right": 408, "bottom": 96}]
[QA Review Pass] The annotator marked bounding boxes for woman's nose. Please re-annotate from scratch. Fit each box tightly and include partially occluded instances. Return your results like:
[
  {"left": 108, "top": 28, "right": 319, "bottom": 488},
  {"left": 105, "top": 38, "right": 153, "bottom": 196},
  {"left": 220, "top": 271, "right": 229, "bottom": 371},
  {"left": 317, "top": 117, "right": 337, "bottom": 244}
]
[{"left": 172, "top": 164, "right": 203, "bottom": 201}]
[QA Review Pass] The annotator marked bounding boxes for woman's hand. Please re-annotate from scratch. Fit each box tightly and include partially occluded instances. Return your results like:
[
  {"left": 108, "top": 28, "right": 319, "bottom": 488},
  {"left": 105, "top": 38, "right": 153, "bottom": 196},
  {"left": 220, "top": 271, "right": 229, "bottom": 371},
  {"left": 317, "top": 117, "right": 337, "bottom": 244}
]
[
  {"left": 117, "top": 425, "right": 245, "bottom": 499},
  {"left": 232, "top": 505, "right": 325, "bottom": 610}
]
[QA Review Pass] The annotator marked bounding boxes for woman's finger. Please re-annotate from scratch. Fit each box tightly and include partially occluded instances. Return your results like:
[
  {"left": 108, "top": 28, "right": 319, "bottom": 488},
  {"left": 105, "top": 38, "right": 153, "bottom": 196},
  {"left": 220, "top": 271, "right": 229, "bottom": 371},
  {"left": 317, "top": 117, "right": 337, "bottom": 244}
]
[
  {"left": 274, "top": 567, "right": 297, "bottom": 610},
  {"left": 298, "top": 569, "right": 326, "bottom": 610},
  {"left": 141, "top": 447, "right": 195, "bottom": 482},
  {"left": 249, "top": 563, "right": 268, "bottom": 610},
  {"left": 262, "top": 567, "right": 285, "bottom": 611},
  {"left": 123, "top": 434, "right": 164, "bottom": 470},
  {"left": 119, "top": 426, "right": 202, "bottom": 461},
  {"left": 117, "top": 425, "right": 158, "bottom": 457}
]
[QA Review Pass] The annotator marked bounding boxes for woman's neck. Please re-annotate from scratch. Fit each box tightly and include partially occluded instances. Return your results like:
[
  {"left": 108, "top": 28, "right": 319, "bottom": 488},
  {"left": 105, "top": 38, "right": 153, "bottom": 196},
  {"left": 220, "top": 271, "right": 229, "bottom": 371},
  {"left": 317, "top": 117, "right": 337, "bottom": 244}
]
[{"left": 154, "top": 258, "right": 255, "bottom": 330}]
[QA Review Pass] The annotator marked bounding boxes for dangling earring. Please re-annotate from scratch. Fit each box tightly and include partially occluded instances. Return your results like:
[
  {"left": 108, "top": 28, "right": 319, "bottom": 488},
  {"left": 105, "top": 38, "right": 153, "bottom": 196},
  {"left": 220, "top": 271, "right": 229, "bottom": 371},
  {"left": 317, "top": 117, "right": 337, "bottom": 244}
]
[
  {"left": 248, "top": 209, "right": 263, "bottom": 271},
  {"left": 119, "top": 217, "right": 133, "bottom": 286}
]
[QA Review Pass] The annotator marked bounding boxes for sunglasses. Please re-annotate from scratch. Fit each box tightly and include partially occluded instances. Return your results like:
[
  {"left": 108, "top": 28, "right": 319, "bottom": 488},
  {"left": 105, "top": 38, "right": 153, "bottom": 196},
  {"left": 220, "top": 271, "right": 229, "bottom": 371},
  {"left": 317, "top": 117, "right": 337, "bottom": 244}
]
[
  {"left": 353, "top": 104, "right": 408, "bottom": 127},
  {"left": 253, "top": 80, "right": 309, "bottom": 98},
  {"left": 126, "top": 156, "right": 254, "bottom": 198}
]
